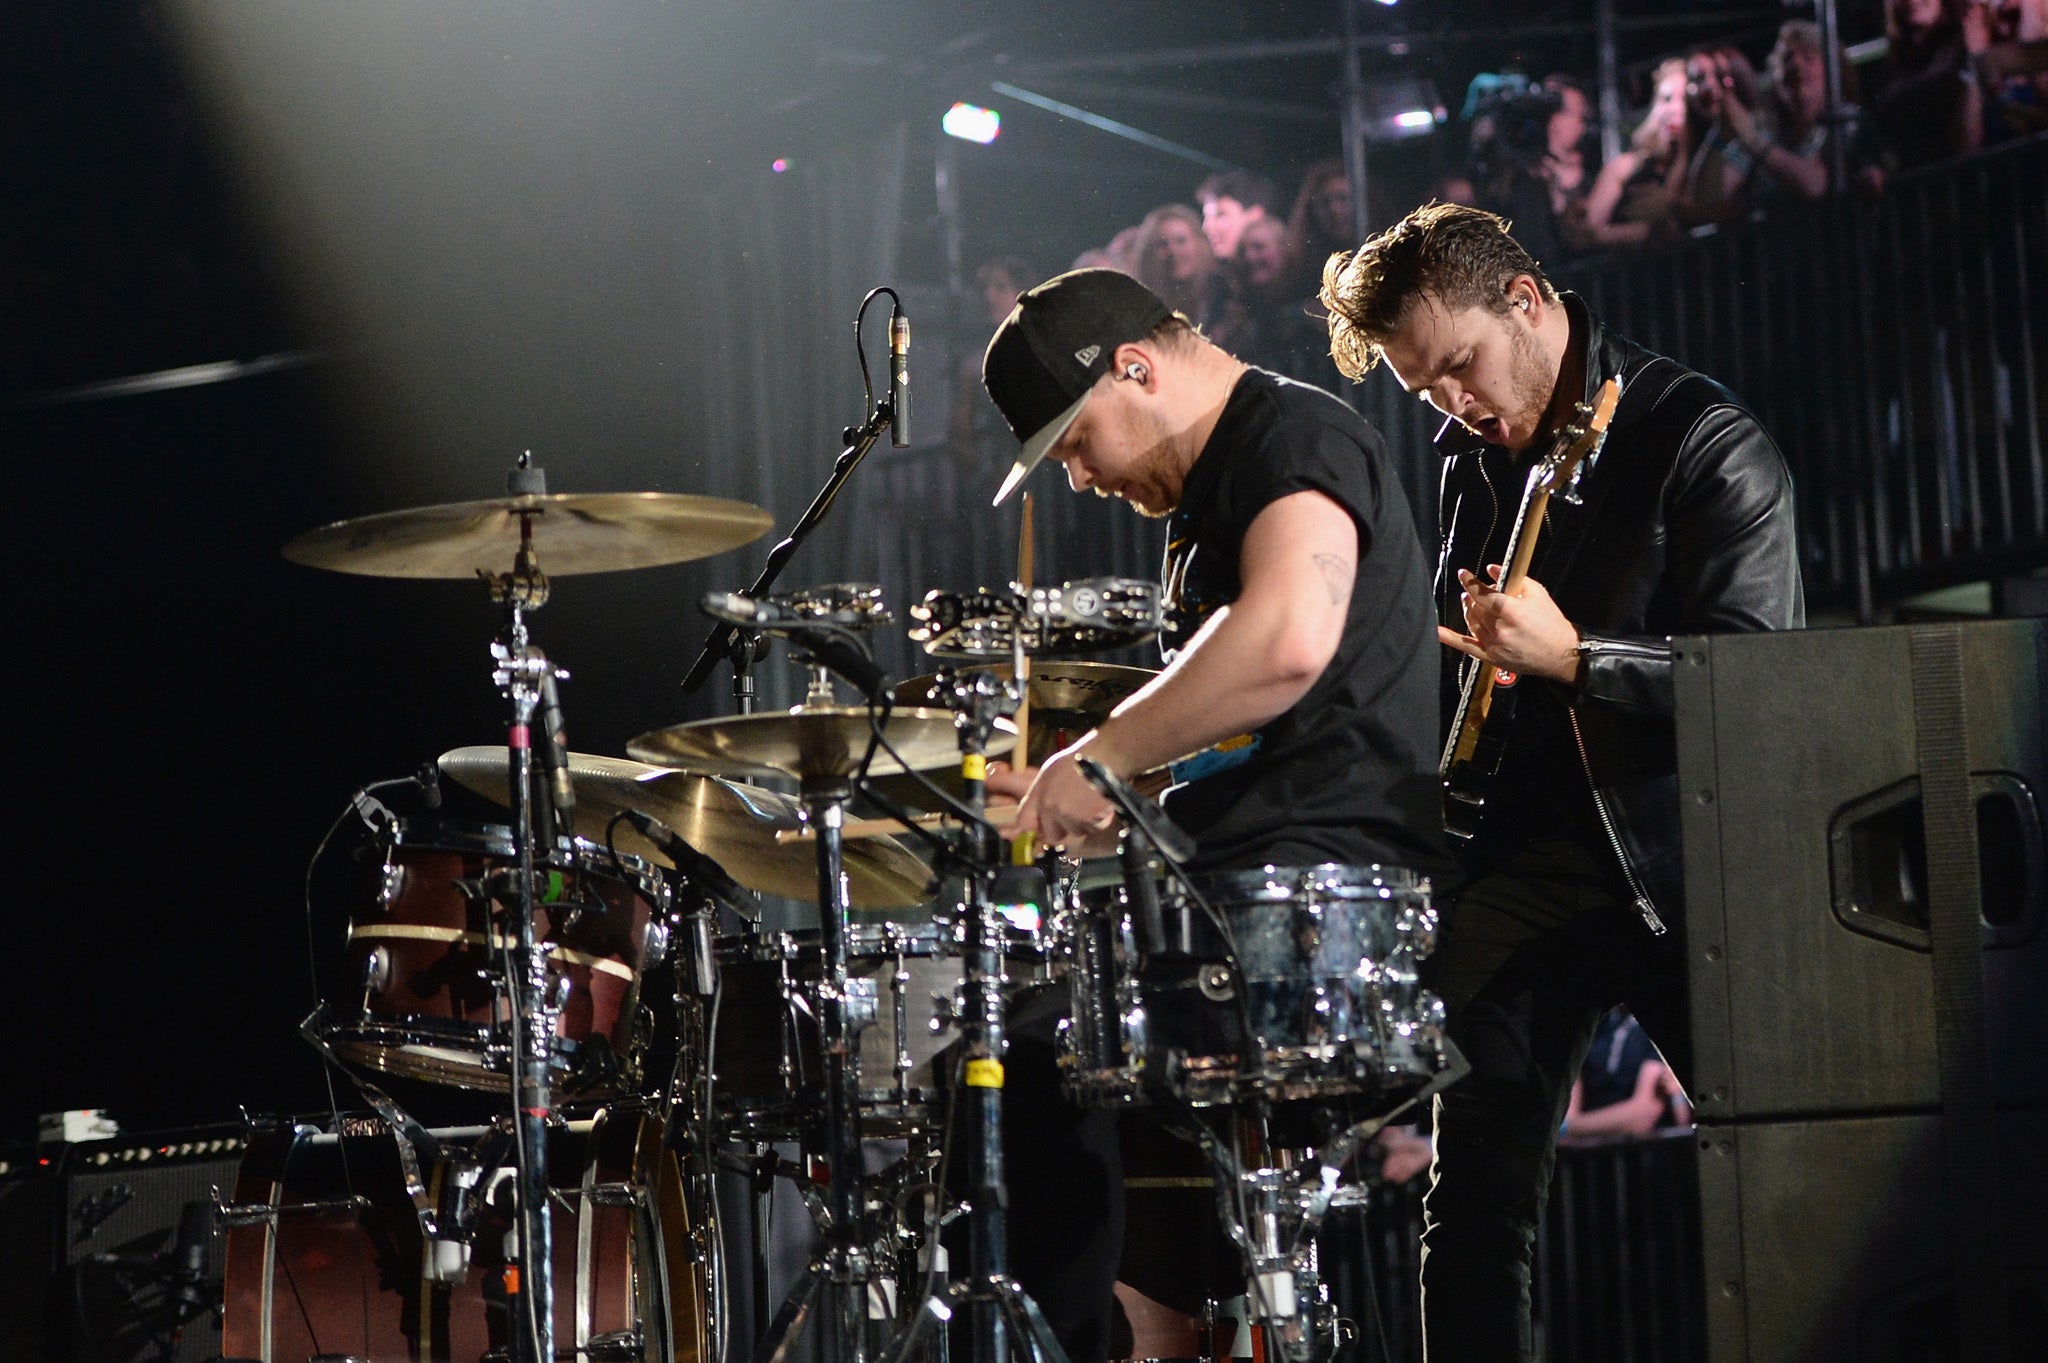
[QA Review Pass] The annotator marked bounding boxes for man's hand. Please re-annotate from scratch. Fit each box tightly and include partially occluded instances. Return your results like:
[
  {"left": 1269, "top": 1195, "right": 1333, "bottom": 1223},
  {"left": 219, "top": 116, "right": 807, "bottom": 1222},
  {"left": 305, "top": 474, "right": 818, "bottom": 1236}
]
[
  {"left": 1010, "top": 739, "right": 1121, "bottom": 851},
  {"left": 1439, "top": 564, "right": 1583, "bottom": 685}
]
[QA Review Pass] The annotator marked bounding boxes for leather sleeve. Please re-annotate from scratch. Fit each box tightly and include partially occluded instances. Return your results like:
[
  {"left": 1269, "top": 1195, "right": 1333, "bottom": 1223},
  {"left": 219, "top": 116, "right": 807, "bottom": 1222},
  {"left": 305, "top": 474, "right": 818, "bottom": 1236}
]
[{"left": 1576, "top": 403, "right": 1806, "bottom": 717}]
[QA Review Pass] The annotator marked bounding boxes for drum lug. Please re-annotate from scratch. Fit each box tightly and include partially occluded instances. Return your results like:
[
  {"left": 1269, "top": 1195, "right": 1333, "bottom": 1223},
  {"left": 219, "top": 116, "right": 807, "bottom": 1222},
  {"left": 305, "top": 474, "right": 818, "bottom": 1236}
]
[
  {"left": 362, "top": 946, "right": 391, "bottom": 995},
  {"left": 837, "top": 977, "right": 879, "bottom": 1036},
  {"left": 1196, "top": 963, "right": 1236, "bottom": 1003},
  {"left": 216, "top": 1193, "right": 371, "bottom": 1228},
  {"left": 376, "top": 858, "right": 406, "bottom": 907},
  {"left": 584, "top": 1180, "right": 646, "bottom": 1208}
]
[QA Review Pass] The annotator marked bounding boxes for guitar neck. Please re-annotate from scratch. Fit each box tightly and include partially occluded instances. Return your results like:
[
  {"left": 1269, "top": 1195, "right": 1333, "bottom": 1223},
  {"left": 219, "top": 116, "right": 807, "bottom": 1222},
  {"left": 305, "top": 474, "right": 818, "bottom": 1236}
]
[{"left": 1440, "top": 461, "right": 1552, "bottom": 774}]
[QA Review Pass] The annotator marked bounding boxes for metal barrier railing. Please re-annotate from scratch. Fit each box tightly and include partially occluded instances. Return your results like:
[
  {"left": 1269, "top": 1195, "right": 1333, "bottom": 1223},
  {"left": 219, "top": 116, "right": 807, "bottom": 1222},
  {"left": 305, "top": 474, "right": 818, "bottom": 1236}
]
[
  {"left": 1544, "top": 133, "right": 2046, "bottom": 616},
  {"left": 1320, "top": 1129, "right": 1704, "bottom": 1363}
]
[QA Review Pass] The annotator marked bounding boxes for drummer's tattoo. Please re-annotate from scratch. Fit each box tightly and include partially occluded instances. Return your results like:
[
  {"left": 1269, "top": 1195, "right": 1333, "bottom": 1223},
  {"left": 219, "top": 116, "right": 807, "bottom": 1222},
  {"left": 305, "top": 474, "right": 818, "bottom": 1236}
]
[{"left": 1312, "top": 552, "right": 1353, "bottom": 606}]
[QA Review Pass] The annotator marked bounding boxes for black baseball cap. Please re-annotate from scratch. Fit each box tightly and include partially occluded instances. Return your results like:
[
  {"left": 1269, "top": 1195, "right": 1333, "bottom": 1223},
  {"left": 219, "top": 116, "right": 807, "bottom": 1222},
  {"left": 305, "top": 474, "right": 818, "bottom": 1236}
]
[{"left": 981, "top": 268, "right": 1174, "bottom": 505}]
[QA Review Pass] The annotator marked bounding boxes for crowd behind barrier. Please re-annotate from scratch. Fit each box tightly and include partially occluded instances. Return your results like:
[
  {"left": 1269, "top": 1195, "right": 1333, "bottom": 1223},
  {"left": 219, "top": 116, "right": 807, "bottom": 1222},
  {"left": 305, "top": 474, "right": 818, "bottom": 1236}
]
[{"left": 932, "top": 0, "right": 2048, "bottom": 620}]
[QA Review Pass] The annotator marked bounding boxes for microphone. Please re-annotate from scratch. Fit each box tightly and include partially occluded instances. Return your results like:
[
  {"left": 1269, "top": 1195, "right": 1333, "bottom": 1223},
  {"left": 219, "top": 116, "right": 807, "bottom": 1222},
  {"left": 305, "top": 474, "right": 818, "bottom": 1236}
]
[
  {"left": 699, "top": 593, "right": 891, "bottom": 701},
  {"left": 702, "top": 591, "right": 792, "bottom": 626},
  {"left": 622, "top": 808, "right": 747, "bottom": 906},
  {"left": 889, "top": 304, "right": 910, "bottom": 448},
  {"left": 536, "top": 668, "right": 575, "bottom": 822}
]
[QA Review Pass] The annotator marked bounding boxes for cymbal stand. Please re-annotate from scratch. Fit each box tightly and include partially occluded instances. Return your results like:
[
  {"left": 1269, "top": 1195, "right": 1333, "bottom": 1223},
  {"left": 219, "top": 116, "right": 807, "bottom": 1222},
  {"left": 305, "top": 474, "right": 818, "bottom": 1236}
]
[
  {"left": 748, "top": 765, "right": 879, "bottom": 1363},
  {"left": 877, "top": 668, "right": 1070, "bottom": 1363},
  {"left": 480, "top": 454, "right": 566, "bottom": 1363}
]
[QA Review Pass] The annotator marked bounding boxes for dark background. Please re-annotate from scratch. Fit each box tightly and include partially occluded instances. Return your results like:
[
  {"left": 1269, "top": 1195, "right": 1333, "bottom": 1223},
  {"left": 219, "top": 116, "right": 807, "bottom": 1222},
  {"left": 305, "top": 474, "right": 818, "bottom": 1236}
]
[{"left": 1, "top": 0, "right": 1854, "bottom": 1139}]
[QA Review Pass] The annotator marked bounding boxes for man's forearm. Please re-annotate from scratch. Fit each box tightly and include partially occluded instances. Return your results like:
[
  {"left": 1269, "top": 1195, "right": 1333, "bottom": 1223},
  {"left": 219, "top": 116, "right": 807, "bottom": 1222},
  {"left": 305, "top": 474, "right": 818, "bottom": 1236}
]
[{"left": 1085, "top": 600, "right": 1328, "bottom": 777}]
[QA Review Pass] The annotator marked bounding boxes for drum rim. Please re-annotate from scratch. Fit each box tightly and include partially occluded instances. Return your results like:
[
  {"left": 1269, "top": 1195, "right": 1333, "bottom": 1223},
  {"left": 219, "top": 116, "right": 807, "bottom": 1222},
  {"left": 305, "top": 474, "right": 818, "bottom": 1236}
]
[
  {"left": 1185, "top": 861, "right": 1432, "bottom": 899},
  {"left": 379, "top": 816, "right": 667, "bottom": 898}
]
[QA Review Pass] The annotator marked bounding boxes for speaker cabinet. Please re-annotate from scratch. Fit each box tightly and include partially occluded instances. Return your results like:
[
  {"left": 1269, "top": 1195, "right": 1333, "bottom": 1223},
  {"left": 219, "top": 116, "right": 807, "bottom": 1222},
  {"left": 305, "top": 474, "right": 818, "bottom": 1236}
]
[
  {"left": 1674, "top": 618, "right": 2047, "bottom": 1120},
  {"left": 1694, "top": 1109, "right": 2048, "bottom": 1362}
]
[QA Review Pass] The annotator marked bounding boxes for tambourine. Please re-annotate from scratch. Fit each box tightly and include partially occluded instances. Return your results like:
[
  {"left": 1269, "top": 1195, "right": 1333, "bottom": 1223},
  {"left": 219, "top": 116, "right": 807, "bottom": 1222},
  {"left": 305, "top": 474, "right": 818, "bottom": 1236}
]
[{"left": 908, "top": 576, "right": 1162, "bottom": 660}]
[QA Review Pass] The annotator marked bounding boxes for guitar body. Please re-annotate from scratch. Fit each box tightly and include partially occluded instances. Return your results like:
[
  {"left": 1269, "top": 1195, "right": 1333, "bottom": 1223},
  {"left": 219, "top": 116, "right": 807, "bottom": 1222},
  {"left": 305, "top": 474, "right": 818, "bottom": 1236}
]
[{"left": 1441, "top": 667, "right": 1520, "bottom": 840}]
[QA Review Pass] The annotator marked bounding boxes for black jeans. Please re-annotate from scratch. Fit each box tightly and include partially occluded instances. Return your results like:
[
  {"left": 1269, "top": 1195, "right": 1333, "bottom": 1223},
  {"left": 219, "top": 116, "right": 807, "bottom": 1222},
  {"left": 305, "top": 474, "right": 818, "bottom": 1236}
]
[{"left": 1418, "top": 836, "right": 1690, "bottom": 1362}]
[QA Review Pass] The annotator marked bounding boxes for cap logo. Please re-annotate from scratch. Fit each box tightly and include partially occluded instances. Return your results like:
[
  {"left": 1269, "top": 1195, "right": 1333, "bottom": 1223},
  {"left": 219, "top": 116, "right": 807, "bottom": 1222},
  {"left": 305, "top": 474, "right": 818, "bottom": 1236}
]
[{"left": 1073, "top": 344, "right": 1101, "bottom": 367}]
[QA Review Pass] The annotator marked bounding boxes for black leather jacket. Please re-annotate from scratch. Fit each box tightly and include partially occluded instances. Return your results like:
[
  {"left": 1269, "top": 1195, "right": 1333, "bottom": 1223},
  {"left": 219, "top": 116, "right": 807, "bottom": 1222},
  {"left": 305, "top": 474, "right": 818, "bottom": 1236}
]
[{"left": 1434, "top": 294, "right": 1805, "bottom": 923}]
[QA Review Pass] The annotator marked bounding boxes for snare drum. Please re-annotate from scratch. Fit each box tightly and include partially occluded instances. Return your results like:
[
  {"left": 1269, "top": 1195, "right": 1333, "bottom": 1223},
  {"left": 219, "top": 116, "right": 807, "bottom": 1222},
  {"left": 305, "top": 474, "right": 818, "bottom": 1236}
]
[
  {"left": 1059, "top": 862, "right": 1449, "bottom": 1107},
  {"left": 325, "top": 819, "right": 670, "bottom": 1093},
  {"left": 219, "top": 1105, "right": 705, "bottom": 1362},
  {"left": 710, "top": 921, "right": 966, "bottom": 1139}
]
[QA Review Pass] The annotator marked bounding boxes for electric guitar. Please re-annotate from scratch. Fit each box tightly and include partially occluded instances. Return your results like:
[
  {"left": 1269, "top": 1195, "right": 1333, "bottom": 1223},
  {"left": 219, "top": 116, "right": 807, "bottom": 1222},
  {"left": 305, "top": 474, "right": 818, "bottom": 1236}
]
[{"left": 1440, "top": 377, "right": 1621, "bottom": 840}]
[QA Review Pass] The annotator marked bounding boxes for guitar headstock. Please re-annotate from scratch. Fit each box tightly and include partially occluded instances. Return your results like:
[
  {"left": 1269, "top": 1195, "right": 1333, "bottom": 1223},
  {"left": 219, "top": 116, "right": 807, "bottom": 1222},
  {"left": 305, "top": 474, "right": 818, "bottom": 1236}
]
[{"left": 1534, "top": 377, "right": 1621, "bottom": 505}]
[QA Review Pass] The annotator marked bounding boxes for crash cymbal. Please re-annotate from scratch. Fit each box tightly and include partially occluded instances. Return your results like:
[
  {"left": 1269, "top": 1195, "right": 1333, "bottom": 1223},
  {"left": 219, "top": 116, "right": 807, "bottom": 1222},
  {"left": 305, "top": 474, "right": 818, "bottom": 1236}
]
[
  {"left": 893, "top": 662, "right": 1156, "bottom": 766},
  {"left": 436, "top": 746, "right": 933, "bottom": 910},
  {"left": 283, "top": 492, "right": 772, "bottom": 579},
  {"left": 626, "top": 706, "right": 1013, "bottom": 784}
]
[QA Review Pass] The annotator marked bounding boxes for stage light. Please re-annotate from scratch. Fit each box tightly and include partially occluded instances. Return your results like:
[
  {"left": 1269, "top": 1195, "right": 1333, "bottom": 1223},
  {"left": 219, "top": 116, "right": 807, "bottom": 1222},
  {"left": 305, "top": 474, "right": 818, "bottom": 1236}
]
[
  {"left": 1392, "top": 110, "right": 1437, "bottom": 130},
  {"left": 771, "top": 157, "right": 789, "bottom": 173},
  {"left": 942, "top": 102, "right": 1001, "bottom": 144}
]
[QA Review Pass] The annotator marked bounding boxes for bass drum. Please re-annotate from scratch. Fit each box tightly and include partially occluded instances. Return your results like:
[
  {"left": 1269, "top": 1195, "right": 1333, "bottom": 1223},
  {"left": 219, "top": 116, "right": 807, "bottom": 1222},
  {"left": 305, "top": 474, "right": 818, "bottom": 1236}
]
[{"left": 220, "top": 1106, "right": 710, "bottom": 1363}]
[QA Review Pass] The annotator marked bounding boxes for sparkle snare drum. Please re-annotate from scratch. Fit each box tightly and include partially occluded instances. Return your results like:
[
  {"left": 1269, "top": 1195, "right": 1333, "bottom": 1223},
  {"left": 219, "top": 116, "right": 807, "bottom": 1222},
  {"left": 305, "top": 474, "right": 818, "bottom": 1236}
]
[
  {"left": 1059, "top": 863, "right": 1449, "bottom": 1107},
  {"left": 325, "top": 819, "right": 670, "bottom": 1093}
]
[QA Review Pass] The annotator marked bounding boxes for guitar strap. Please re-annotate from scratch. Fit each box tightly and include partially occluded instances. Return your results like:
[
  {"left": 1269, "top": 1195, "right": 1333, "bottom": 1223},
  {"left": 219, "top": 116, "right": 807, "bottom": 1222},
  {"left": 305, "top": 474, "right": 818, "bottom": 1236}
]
[{"left": 1527, "top": 354, "right": 1687, "bottom": 586}]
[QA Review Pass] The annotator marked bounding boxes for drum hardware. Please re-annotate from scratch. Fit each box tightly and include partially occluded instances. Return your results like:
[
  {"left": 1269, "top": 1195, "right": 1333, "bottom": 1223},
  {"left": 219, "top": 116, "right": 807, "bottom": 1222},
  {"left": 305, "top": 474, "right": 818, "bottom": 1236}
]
[
  {"left": 681, "top": 286, "right": 907, "bottom": 716},
  {"left": 907, "top": 576, "right": 1164, "bottom": 661},
  {"left": 874, "top": 664, "right": 1073, "bottom": 1363}
]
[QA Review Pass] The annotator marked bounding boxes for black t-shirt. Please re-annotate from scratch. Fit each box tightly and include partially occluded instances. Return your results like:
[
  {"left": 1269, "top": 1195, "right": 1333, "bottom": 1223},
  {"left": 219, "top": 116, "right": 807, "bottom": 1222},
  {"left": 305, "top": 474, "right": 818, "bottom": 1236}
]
[{"left": 1158, "top": 368, "right": 1453, "bottom": 884}]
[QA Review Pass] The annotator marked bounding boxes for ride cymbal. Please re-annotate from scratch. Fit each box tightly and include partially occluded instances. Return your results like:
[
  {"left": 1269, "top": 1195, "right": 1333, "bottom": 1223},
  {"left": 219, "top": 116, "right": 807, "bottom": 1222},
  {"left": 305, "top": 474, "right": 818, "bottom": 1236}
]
[
  {"left": 436, "top": 746, "right": 933, "bottom": 910},
  {"left": 284, "top": 492, "right": 772, "bottom": 579}
]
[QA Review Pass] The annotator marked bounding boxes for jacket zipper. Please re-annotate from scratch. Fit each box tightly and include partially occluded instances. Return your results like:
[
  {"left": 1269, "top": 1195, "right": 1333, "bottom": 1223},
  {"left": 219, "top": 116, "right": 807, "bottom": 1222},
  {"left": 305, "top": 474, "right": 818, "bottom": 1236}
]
[{"left": 1567, "top": 705, "right": 1668, "bottom": 935}]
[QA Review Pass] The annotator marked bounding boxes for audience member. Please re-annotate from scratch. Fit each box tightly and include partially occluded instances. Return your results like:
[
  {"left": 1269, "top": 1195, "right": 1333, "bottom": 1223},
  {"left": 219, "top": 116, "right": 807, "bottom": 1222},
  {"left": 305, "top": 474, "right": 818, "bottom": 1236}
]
[
  {"left": 1870, "top": 0, "right": 1986, "bottom": 168},
  {"left": 1132, "top": 201, "right": 1240, "bottom": 341},
  {"left": 1677, "top": 44, "right": 1763, "bottom": 225},
  {"left": 1968, "top": 0, "right": 2048, "bottom": 139},
  {"left": 1195, "top": 170, "right": 1282, "bottom": 262},
  {"left": 1231, "top": 214, "right": 1346, "bottom": 391},
  {"left": 948, "top": 256, "right": 1032, "bottom": 465},
  {"left": 1582, "top": 58, "right": 1694, "bottom": 246},
  {"left": 1459, "top": 71, "right": 1603, "bottom": 263},
  {"left": 1561, "top": 1009, "right": 1692, "bottom": 1144},
  {"left": 1236, "top": 215, "right": 1294, "bottom": 304},
  {"left": 1287, "top": 158, "right": 1360, "bottom": 293},
  {"left": 1736, "top": 21, "right": 1868, "bottom": 204},
  {"left": 1539, "top": 76, "right": 1599, "bottom": 247}
]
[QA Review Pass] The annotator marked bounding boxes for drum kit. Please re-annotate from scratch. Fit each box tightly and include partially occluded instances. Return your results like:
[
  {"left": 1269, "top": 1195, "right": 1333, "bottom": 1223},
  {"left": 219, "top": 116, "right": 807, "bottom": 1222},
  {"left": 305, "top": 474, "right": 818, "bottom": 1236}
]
[{"left": 218, "top": 435, "right": 1456, "bottom": 1363}]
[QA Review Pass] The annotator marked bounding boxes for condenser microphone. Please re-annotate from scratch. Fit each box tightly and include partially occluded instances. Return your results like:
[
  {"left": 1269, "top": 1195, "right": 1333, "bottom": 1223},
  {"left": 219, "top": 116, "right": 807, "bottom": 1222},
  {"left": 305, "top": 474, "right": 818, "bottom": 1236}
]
[{"left": 889, "top": 304, "right": 910, "bottom": 448}]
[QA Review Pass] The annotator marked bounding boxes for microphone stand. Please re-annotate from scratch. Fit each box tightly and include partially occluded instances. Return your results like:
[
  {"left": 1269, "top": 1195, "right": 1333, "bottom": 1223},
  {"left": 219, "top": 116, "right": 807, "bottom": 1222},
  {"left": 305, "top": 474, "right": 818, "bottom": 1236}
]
[{"left": 682, "top": 398, "right": 896, "bottom": 710}]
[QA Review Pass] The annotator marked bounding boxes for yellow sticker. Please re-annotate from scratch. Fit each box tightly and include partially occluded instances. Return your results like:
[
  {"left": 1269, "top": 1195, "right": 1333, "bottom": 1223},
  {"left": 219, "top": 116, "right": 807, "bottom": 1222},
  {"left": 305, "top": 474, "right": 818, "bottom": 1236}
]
[
  {"left": 964, "top": 1058, "right": 1005, "bottom": 1089},
  {"left": 1011, "top": 831, "right": 1039, "bottom": 865},
  {"left": 962, "top": 753, "right": 988, "bottom": 782}
]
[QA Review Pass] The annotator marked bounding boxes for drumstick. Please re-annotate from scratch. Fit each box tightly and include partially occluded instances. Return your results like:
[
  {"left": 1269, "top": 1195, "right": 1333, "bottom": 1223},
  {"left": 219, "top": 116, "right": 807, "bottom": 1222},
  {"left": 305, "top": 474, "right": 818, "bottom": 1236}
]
[
  {"left": 1014, "top": 492, "right": 1033, "bottom": 769},
  {"left": 774, "top": 804, "right": 1022, "bottom": 843}
]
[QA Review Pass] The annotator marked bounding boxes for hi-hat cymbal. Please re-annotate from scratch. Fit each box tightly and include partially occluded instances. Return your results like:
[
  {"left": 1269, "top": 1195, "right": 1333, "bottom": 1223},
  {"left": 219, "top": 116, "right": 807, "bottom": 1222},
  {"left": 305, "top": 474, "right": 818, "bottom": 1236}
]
[
  {"left": 626, "top": 706, "right": 1012, "bottom": 784},
  {"left": 283, "top": 492, "right": 773, "bottom": 579},
  {"left": 436, "top": 746, "right": 934, "bottom": 910}
]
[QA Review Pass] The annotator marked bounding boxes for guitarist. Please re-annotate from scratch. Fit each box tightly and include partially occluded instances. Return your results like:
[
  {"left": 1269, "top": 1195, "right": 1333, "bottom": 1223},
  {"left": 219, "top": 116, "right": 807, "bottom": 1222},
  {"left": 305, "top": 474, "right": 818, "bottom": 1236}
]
[{"left": 1319, "top": 201, "right": 1803, "bottom": 1362}]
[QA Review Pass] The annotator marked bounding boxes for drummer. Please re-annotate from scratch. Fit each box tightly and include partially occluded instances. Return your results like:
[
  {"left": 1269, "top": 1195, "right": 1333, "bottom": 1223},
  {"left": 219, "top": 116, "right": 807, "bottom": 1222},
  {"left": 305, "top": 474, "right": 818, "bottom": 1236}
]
[{"left": 979, "top": 269, "right": 1454, "bottom": 1361}]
